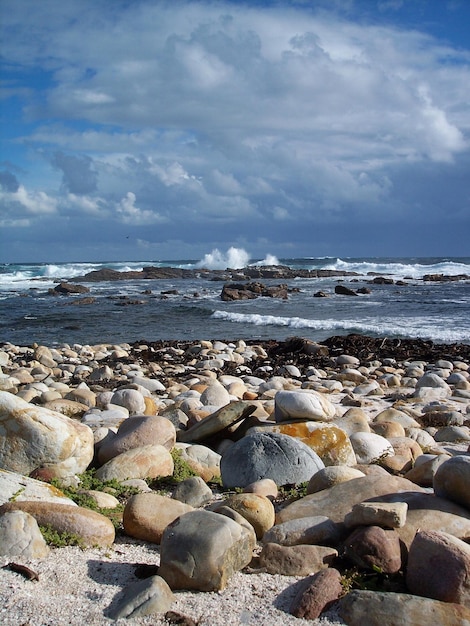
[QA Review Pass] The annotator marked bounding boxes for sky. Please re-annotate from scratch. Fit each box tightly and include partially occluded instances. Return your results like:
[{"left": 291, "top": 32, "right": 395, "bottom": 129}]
[{"left": 1, "top": 0, "right": 469, "bottom": 263}]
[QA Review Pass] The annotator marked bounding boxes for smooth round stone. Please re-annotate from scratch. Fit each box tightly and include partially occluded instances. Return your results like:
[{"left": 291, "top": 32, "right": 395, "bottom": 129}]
[
  {"left": 274, "top": 389, "right": 336, "bottom": 422},
  {"left": 111, "top": 388, "right": 146, "bottom": 415},
  {"left": 172, "top": 476, "right": 213, "bottom": 508},
  {"left": 349, "top": 432, "right": 394, "bottom": 465},
  {"left": 434, "top": 455, "right": 470, "bottom": 510},
  {"left": 307, "top": 466, "right": 366, "bottom": 494},
  {"left": 0, "top": 510, "right": 50, "bottom": 559},
  {"left": 222, "top": 493, "right": 275, "bottom": 539},
  {"left": 220, "top": 432, "right": 325, "bottom": 489},
  {"left": 243, "top": 478, "right": 278, "bottom": 500}
]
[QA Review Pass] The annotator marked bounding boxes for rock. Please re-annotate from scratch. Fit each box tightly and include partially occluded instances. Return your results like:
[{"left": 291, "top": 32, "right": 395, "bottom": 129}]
[
  {"left": 95, "top": 444, "right": 173, "bottom": 482},
  {"left": 97, "top": 415, "right": 176, "bottom": 464},
  {"left": 108, "top": 575, "right": 175, "bottom": 620},
  {"left": 262, "top": 516, "right": 341, "bottom": 547},
  {"left": 406, "top": 530, "right": 470, "bottom": 607},
  {"left": 159, "top": 510, "right": 255, "bottom": 591},
  {"left": 258, "top": 542, "right": 337, "bottom": 576},
  {"left": 220, "top": 432, "right": 325, "bottom": 488},
  {"left": 173, "top": 443, "right": 221, "bottom": 482},
  {"left": 405, "top": 453, "right": 451, "bottom": 487},
  {"left": 243, "top": 478, "right": 278, "bottom": 500},
  {"left": 199, "top": 381, "right": 231, "bottom": 407},
  {"left": 251, "top": 422, "right": 356, "bottom": 467},
  {"left": 434, "top": 455, "right": 470, "bottom": 510},
  {"left": 338, "top": 590, "right": 470, "bottom": 625},
  {"left": 307, "top": 466, "right": 366, "bottom": 494},
  {"left": 349, "top": 431, "right": 394, "bottom": 464},
  {"left": 177, "top": 401, "right": 256, "bottom": 444},
  {"left": 290, "top": 568, "right": 343, "bottom": 619},
  {"left": 335, "top": 284, "right": 358, "bottom": 296},
  {"left": 0, "top": 501, "right": 115, "bottom": 547},
  {"left": 334, "top": 408, "right": 371, "bottom": 435},
  {"left": 64, "top": 387, "right": 96, "bottom": 408},
  {"left": 41, "top": 398, "right": 89, "bottom": 418},
  {"left": 274, "top": 389, "right": 336, "bottom": 422},
  {"left": 344, "top": 502, "right": 408, "bottom": 529},
  {"left": 123, "top": 493, "right": 193, "bottom": 543},
  {"left": 0, "top": 510, "right": 50, "bottom": 558},
  {"left": 221, "top": 493, "right": 275, "bottom": 539},
  {"left": 172, "top": 476, "right": 213, "bottom": 508},
  {"left": 110, "top": 388, "right": 146, "bottom": 415},
  {"left": 0, "top": 469, "right": 77, "bottom": 506},
  {"left": 0, "top": 390, "right": 94, "bottom": 480},
  {"left": 342, "top": 525, "right": 402, "bottom": 574}
]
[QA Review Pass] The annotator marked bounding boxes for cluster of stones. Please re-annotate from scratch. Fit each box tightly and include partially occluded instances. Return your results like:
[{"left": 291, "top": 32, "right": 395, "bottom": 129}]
[{"left": 0, "top": 337, "right": 470, "bottom": 623}]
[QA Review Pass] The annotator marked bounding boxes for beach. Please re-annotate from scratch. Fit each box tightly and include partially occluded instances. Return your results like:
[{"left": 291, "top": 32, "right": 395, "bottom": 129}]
[{"left": 1, "top": 333, "right": 470, "bottom": 625}]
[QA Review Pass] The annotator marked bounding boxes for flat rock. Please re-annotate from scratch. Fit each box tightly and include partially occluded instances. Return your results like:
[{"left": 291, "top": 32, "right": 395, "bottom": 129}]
[
  {"left": 0, "top": 501, "right": 115, "bottom": 547},
  {"left": 177, "top": 401, "right": 256, "bottom": 444},
  {"left": 338, "top": 589, "right": 470, "bottom": 625},
  {"left": 258, "top": 542, "right": 337, "bottom": 576},
  {"left": 0, "top": 469, "right": 76, "bottom": 506}
]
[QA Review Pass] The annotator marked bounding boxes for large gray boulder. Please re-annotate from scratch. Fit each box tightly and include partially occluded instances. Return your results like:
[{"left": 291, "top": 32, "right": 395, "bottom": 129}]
[
  {"left": 220, "top": 432, "right": 324, "bottom": 488},
  {"left": 159, "top": 509, "right": 255, "bottom": 591}
]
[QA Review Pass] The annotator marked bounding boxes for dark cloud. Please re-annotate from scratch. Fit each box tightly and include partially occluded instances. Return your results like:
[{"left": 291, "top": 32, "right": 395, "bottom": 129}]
[
  {"left": 51, "top": 152, "right": 98, "bottom": 195},
  {"left": 0, "top": 171, "right": 20, "bottom": 192}
]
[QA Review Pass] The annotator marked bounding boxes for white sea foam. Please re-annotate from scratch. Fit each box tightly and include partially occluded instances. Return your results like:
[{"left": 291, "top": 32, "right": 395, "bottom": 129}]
[
  {"left": 323, "top": 258, "right": 470, "bottom": 279},
  {"left": 211, "top": 310, "right": 470, "bottom": 343},
  {"left": 195, "top": 247, "right": 279, "bottom": 270}
]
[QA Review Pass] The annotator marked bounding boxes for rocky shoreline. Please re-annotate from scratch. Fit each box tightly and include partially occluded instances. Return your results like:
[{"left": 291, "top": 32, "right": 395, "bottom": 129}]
[{"left": 1, "top": 334, "right": 470, "bottom": 624}]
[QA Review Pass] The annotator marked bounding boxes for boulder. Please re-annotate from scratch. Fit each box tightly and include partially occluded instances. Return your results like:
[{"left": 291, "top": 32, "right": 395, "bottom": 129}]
[
  {"left": 274, "top": 389, "right": 336, "bottom": 422},
  {"left": 97, "top": 415, "right": 176, "bottom": 464},
  {"left": 338, "top": 590, "right": 470, "bottom": 626},
  {"left": 0, "top": 501, "right": 115, "bottom": 547},
  {"left": 220, "top": 432, "right": 325, "bottom": 488},
  {"left": 290, "top": 568, "right": 343, "bottom": 620},
  {"left": 159, "top": 510, "right": 255, "bottom": 591},
  {"left": 0, "top": 390, "right": 93, "bottom": 480},
  {"left": 406, "top": 530, "right": 470, "bottom": 606},
  {"left": 123, "top": 493, "right": 193, "bottom": 543},
  {"left": 0, "top": 510, "right": 50, "bottom": 559},
  {"left": 434, "top": 455, "right": 470, "bottom": 510},
  {"left": 258, "top": 542, "right": 337, "bottom": 576},
  {"left": 95, "top": 445, "right": 173, "bottom": 482}
]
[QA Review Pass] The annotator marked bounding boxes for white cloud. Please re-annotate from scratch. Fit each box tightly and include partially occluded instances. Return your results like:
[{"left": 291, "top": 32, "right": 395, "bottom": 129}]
[{"left": 116, "top": 191, "right": 167, "bottom": 225}]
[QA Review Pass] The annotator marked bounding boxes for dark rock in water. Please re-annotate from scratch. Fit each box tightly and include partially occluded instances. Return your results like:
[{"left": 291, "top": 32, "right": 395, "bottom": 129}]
[
  {"left": 220, "top": 431, "right": 324, "bottom": 488},
  {"left": 369, "top": 276, "right": 394, "bottom": 284},
  {"left": 49, "top": 282, "right": 90, "bottom": 295},
  {"left": 70, "top": 264, "right": 360, "bottom": 283},
  {"left": 335, "top": 284, "right": 358, "bottom": 296},
  {"left": 423, "top": 273, "right": 470, "bottom": 282},
  {"left": 221, "top": 282, "right": 289, "bottom": 301}
]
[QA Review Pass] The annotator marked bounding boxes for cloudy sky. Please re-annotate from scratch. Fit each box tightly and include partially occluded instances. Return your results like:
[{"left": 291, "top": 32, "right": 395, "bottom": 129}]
[{"left": 1, "top": 0, "right": 469, "bottom": 263}]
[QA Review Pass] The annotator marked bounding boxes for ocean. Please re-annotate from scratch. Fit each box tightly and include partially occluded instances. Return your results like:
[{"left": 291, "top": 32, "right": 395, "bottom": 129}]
[{"left": 1, "top": 251, "right": 469, "bottom": 347}]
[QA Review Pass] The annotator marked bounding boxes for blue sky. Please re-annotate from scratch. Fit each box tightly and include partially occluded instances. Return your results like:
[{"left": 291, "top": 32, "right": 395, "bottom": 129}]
[{"left": 1, "top": 0, "right": 469, "bottom": 262}]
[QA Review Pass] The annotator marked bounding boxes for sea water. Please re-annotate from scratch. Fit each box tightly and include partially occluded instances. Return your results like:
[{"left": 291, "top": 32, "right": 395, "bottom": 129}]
[{"left": 1, "top": 251, "right": 469, "bottom": 346}]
